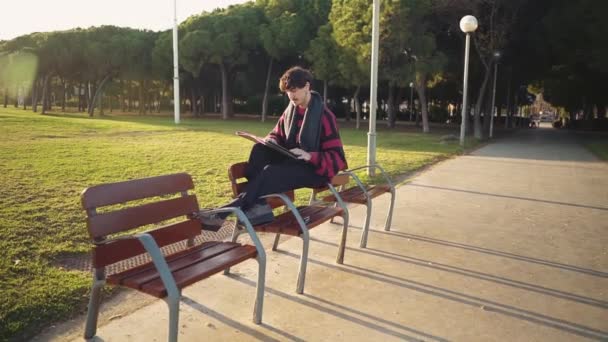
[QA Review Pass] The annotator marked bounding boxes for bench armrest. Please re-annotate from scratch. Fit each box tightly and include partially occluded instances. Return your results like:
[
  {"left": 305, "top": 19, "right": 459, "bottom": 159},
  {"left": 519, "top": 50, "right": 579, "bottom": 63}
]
[
  {"left": 134, "top": 233, "right": 180, "bottom": 300},
  {"left": 92, "top": 234, "right": 181, "bottom": 299},
  {"left": 260, "top": 193, "right": 310, "bottom": 236},
  {"left": 197, "top": 207, "right": 266, "bottom": 264},
  {"left": 345, "top": 164, "right": 394, "bottom": 188},
  {"left": 339, "top": 170, "right": 370, "bottom": 201},
  {"left": 326, "top": 182, "right": 349, "bottom": 223}
]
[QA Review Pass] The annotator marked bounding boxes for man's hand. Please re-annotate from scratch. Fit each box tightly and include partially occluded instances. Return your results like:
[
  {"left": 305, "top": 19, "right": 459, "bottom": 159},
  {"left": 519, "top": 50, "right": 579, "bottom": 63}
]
[{"left": 290, "top": 148, "right": 311, "bottom": 161}]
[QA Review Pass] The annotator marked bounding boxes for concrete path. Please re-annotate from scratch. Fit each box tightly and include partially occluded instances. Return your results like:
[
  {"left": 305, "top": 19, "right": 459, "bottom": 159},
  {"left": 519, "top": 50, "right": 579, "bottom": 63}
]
[{"left": 46, "top": 125, "right": 608, "bottom": 341}]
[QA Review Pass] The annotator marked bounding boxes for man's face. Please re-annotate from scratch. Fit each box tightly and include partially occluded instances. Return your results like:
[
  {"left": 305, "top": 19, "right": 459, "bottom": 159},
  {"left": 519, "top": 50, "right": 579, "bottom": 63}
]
[{"left": 285, "top": 82, "right": 310, "bottom": 107}]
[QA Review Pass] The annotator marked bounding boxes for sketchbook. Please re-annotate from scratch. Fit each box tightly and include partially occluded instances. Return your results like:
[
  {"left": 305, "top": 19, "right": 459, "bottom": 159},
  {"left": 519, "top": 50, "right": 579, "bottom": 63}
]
[{"left": 235, "top": 131, "right": 298, "bottom": 159}]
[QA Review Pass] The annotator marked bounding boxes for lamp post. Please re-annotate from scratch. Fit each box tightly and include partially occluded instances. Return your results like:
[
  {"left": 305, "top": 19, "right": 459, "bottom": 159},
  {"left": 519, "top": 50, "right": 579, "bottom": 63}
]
[
  {"left": 459, "top": 15, "right": 478, "bottom": 146},
  {"left": 172, "top": 0, "right": 180, "bottom": 124},
  {"left": 367, "top": 0, "right": 380, "bottom": 177},
  {"left": 409, "top": 82, "right": 414, "bottom": 121},
  {"left": 489, "top": 51, "right": 501, "bottom": 138}
]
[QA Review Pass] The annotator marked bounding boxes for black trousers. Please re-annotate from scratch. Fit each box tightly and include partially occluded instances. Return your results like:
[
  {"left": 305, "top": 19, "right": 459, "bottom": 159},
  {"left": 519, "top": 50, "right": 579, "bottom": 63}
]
[{"left": 227, "top": 143, "right": 327, "bottom": 210}]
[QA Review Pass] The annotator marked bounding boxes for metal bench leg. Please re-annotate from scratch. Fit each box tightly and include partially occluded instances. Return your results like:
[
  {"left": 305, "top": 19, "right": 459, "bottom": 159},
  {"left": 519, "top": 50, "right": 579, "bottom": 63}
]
[
  {"left": 296, "top": 232, "right": 310, "bottom": 294},
  {"left": 166, "top": 293, "right": 180, "bottom": 342},
  {"left": 337, "top": 211, "right": 349, "bottom": 264},
  {"left": 384, "top": 188, "right": 396, "bottom": 231},
  {"left": 359, "top": 199, "right": 373, "bottom": 248},
  {"left": 224, "top": 225, "right": 243, "bottom": 275},
  {"left": 272, "top": 233, "right": 281, "bottom": 251},
  {"left": 253, "top": 256, "right": 266, "bottom": 324},
  {"left": 84, "top": 277, "right": 105, "bottom": 339}
]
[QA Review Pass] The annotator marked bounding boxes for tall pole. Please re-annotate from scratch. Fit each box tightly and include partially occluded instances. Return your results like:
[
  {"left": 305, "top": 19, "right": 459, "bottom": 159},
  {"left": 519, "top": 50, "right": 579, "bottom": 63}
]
[
  {"left": 459, "top": 33, "right": 471, "bottom": 146},
  {"left": 489, "top": 61, "right": 498, "bottom": 138},
  {"left": 367, "top": 0, "right": 380, "bottom": 177},
  {"left": 172, "top": 0, "right": 180, "bottom": 124}
]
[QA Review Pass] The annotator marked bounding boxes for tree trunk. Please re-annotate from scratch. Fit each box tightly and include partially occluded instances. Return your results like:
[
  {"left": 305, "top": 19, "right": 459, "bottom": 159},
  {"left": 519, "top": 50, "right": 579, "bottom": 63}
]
[
  {"left": 77, "top": 83, "right": 82, "bottom": 111},
  {"left": 354, "top": 86, "right": 361, "bottom": 129},
  {"left": 473, "top": 64, "right": 492, "bottom": 139},
  {"left": 219, "top": 62, "right": 231, "bottom": 120},
  {"left": 387, "top": 82, "right": 396, "bottom": 128},
  {"left": 482, "top": 91, "right": 492, "bottom": 138},
  {"left": 61, "top": 79, "right": 67, "bottom": 112},
  {"left": 597, "top": 102, "right": 606, "bottom": 118},
  {"left": 190, "top": 86, "right": 196, "bottom": 115},
  {"left": 261, "top": 57, "right": 273, "bottom": 122},
  {"left": 3, "top": 87, "right": 8, "bottom": 108},
  {"left": 100, "top": 90, "right": 105, "bottom": 115},
  {"left": 323, "top": 80, "right": 328, "bottom": 104},
  {"left": 138, "top": 79, "right": 144, "bottom": 115},
  {"left": 504, "top": 81, "right": 512, "bottom": 128},
  {"left": 144, "top": 80, "right": 149, "bottom": 115},
  {"left": 87, "top": 81, "right": 93, "bottom": 111},
  {"left": 46, "top": 77, "right": 53, "bottom": 112},
  {"left": 32, "top": 78, "right": 39, "bottom": 113},
  {"left": 415, "top": 77, "right": 430, "bottom": 133},
  {"left": 88, "top": 74, "right": 111, "bottom": 117},
  {"left": 127, "top": 80, "right": 132, "bottom": 112}
]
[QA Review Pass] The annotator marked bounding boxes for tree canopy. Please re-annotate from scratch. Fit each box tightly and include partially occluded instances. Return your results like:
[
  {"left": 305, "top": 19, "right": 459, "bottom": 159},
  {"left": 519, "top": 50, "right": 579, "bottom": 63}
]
[{"left": 1, "top": 0, "right": 605, "bottom": 132}]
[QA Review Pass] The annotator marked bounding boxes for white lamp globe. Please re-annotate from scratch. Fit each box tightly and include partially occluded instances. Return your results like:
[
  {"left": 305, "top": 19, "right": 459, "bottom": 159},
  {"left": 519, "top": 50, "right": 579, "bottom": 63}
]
[{"left": 460, "top": 15, "right": 478, "bottom": 33}]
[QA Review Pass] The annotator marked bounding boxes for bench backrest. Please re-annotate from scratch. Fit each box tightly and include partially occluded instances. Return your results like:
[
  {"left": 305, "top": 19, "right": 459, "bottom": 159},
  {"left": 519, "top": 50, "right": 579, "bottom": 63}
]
[
  {"left": 228, "top": 162, "right": 295, "bottom": 209},
  {"left": 81, "top": 173, "right": 200, "bottom": 268}
]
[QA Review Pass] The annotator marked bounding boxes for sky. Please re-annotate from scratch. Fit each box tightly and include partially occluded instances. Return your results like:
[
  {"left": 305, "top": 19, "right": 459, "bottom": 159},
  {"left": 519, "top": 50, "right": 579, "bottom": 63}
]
[{"left": 0, "top": 0, "right": 250, "bottom": 41}]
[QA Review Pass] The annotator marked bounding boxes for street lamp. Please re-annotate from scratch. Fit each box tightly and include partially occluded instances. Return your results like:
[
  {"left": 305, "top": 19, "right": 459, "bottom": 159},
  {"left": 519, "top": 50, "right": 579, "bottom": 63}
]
[
  {"left": 489, "top": 51, "right": 501, "bottom": 138},
  {"left": 409, "top": 82, "right": 414, "bottom": 122},
  {"left": 367, "top": 0, "right": 380, "bottom": 177},
  {"left": 459, "top": 15, "right": 478, "bottom": 146},
  {"left": 172, "top": 0, "right": 180, "bottom": 124}
]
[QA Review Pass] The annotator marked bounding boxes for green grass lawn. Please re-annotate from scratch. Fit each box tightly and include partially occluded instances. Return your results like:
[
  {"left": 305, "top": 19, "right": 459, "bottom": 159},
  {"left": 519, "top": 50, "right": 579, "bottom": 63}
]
[
  {"left": 0, "top": 107, "right": 472, "bottom": 340},
  {"left": 584, "top": 141, "right": 608, "bottom": 160}
]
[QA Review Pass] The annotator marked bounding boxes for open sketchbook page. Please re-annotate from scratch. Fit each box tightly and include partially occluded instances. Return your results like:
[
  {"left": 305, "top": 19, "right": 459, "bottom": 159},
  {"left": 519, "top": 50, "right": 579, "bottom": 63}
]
[{"left": 235, "top": 131, "right": 298, "bottom": 159}]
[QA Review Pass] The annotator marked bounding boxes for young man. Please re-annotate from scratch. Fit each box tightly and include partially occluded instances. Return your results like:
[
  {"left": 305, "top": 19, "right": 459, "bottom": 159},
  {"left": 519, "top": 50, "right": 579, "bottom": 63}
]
[{"left": 199, "top": 66, "right": 347, "bottom": 230}]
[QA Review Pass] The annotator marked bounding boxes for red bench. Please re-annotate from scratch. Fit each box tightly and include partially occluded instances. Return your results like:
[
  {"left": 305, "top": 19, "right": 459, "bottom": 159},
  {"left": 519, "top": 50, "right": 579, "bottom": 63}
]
[
  {"left": 227, "top": 162, "right": 350, "bottom": 294},
  {"left": 81, "top": 173, "right": 266, "bottom": 342}
]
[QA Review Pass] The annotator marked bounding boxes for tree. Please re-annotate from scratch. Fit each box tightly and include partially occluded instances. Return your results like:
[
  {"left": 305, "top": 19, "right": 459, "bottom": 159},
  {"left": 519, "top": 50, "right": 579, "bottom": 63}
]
[
  {"left": 378, "top": 0, "right": 411, "bottom": 128},
  {"left": 182, "top": 3, "right": 264, "bottom": 119},
  {"left": 258, "top": 0, "right": 308, "bottom": 121},
  {"left": 533, "top": 0, "right": 608, "bottom": 120},
  {"left": 305, "top": 24, "right": 343, "bottom": 102},
  {"left": 329, "top": 0, "right": 373, "bottom": 129},
  {"left": 83, "top": 26, "right": 131, "bottom": 116}
]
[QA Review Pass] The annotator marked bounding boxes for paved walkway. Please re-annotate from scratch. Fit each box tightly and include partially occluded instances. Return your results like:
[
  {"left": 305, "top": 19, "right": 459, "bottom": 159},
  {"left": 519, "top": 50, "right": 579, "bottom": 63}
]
[{"left": 44, "top": 125, "right": 608, "bottom": 341}]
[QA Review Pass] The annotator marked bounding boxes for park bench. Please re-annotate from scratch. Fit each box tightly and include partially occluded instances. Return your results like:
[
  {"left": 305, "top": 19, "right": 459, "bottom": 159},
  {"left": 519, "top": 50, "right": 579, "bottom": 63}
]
[
  {"left": 227, "top": 161, "right": 349, "bottom": 294},
  {"left": 310, "top": 164, "right": 395, "bottom": 248},
  {"left": 80, "top": 173, "right": 266, "bottom": 342}
]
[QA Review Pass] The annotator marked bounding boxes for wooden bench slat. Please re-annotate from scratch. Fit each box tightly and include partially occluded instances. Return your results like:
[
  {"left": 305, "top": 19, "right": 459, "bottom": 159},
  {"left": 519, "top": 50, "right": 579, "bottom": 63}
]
[
  {"left": 253, "top": 205, "right": 343, "bottom": 235},
  {"left": 81, "top": 173, "right": 194, "bottom": 209},
  {"left": 140, "top": 245, "right": 258, "bottom": 297},
  {"left": 300, "top": 206, "right": 344, "bottom": 228},
  {"left": 93, "top": 219, "right": 202, "bottom": 268},
  {"left": 117, "top": 243, "right": 241, "bottom": 288},
  {"left": 106, "top": 241, "right": 221, "bottom": 286},
  {"left": 322, "top": 184, "right": 391, "bottom": 204},
  {"left": 87, "top": 195, "right": 199, "bottom": 238}
]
